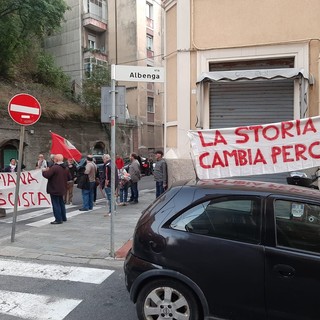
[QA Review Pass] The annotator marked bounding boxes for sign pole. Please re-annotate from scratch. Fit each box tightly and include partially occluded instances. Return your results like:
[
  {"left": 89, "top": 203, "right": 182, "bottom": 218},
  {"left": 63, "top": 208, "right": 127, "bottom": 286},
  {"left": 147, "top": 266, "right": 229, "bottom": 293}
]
[
  {"left": 7, "top": 93, "right": 41, "bottom": 242},
  {"left": 11, "top": 126, "right": 25, "bottom": 242},
  {"left": 104, "top": 64, "right": 164, "bottom": 257},
  {"left": 110, "top": 64, "right": 116, "bottom": 257}
]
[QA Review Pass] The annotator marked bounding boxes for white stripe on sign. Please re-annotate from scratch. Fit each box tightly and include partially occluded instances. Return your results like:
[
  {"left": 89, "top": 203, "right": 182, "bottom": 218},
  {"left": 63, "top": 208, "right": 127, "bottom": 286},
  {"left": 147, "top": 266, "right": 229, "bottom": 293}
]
[
  {"left": 10, "top": 103, "right": 40, "bottom": 115},
  {"left": 0, "top": 260, "right": 114, "bottom": 284},
  {"left": 0, "top": 290, "right": 81, "bottom": 320},
  {"left": 21, "top": 115, "right": 31, "bottom": 118}
]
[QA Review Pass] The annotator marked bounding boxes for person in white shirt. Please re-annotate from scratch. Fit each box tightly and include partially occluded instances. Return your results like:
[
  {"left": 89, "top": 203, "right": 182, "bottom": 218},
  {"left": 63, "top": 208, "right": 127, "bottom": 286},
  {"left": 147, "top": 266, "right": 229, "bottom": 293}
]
[{"left": 36, "top": 154, "right": 47, "bottom": 169}]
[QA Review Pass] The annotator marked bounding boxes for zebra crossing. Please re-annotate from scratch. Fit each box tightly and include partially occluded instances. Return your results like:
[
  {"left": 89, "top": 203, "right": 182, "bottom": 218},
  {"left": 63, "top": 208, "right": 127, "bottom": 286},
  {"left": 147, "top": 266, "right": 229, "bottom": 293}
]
[
  {"left": 0, "top": 258, "right": 114, "bottom": 320},
  {"left": 0, "top": 199, "right": 106, "bottom": 227}
]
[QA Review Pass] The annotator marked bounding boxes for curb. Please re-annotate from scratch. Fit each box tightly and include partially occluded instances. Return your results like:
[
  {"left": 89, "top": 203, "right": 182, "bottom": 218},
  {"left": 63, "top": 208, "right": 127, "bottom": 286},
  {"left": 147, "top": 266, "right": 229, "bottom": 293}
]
[{"left": 115, "top": 239, "right": 132, "bottom": 259}]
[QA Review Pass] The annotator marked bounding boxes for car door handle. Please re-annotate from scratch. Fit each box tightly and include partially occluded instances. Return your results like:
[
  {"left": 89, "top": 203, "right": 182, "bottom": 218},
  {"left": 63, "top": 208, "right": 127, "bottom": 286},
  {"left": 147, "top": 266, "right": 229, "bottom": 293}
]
[{"left": 273, "top": 264, "right": 295, "bottom": 278}]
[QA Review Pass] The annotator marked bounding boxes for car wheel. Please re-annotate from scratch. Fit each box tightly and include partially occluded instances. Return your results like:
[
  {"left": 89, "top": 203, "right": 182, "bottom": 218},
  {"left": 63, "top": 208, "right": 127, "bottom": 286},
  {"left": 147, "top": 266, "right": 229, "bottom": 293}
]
[{"left": 136, "top": 279, "right": 200, "bottom": 320}]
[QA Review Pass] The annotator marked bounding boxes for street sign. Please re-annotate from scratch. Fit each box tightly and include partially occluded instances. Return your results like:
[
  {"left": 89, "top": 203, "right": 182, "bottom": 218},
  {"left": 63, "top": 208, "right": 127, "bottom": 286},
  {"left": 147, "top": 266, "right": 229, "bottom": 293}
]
[
  {"left": 8, "top": 93, "right": 41, "bottom": 126},
  {"left": 114, "top": 65, "right": 165, "bottom": 82},
  {"left": 101, "top": 86, "right": 126, "bottom": 123}
]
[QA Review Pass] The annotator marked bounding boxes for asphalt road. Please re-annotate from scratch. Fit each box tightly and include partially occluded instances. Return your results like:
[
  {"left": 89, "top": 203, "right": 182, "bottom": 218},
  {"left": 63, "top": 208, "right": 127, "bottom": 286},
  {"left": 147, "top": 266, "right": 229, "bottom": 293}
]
[
  {"left": 0, "top": 258, "right": 138, "bottom": 320},
  {"left": 0, "top": 176, "right": 155, "bottom": 320}
]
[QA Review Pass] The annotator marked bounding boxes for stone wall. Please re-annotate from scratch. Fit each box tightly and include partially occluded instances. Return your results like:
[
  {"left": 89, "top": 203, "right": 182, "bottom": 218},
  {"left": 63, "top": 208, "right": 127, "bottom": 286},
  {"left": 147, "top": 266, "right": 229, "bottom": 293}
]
[{"left": 0, "top": 112, "right": 132, "bottom": 169}]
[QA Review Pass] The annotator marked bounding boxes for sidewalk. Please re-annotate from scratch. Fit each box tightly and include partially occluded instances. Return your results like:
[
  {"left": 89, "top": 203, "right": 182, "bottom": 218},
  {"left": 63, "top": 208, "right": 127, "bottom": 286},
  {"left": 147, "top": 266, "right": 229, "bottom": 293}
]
[{"left": 0, "top": 189, "right": 155, "bottom": 268}]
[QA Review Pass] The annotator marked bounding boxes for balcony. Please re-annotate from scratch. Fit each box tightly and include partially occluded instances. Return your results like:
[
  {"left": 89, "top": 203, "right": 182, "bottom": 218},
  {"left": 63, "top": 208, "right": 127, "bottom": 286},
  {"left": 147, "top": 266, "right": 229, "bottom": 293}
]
[
  {"left": 147, "top": 112, "right": 154, "bottom": 123},
  {"left": 83, "top": 48, "right": 108, "bottom": 61},
  {"left": 147, "top": 49, "right": 154, "bottom": 60},
  {"left": 83, "top": 13, "right": 107, "bottom": 32},
  {"left": 146, "top": 17, "right": 153, "bottom": 29},
  {"left": 125, "top": 116, "right": 138, "bottom": 127}
]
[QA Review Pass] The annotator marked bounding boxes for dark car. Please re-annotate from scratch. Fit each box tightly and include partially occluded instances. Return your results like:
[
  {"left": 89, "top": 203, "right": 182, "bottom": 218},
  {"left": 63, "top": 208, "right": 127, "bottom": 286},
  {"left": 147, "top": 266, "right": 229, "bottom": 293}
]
[{"left": 124, "top": 179, "right": 320, "bottom": 320}]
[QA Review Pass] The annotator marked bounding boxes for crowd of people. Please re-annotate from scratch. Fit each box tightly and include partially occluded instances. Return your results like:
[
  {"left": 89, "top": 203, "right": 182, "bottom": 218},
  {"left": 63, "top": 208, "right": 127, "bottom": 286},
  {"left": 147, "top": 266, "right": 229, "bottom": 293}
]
[{"left": 3, "top": 150, "right": 168, "bottom": 225}]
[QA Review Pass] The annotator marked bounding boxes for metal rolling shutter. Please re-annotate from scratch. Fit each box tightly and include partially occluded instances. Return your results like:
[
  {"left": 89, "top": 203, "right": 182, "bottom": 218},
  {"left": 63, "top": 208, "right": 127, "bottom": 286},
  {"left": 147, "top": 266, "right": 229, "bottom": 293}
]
[{"left": 209, "top": 79, "right": 294, "bottom": 184}]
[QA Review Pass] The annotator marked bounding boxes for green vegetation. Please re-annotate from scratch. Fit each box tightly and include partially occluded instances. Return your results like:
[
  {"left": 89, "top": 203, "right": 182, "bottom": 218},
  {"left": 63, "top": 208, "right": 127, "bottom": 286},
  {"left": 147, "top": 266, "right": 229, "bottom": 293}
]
[
  {"left": 32, "top": 52, "right": 70, "bottom": 92},
  {"left": 0, "top": 0, "right": 111, "bottom": 119},
  {"left": 0, "top": 0, "right": 69, "bottom": 81},
  {"left": 82, "top": 65, "right": 111, "bottom": 112}
]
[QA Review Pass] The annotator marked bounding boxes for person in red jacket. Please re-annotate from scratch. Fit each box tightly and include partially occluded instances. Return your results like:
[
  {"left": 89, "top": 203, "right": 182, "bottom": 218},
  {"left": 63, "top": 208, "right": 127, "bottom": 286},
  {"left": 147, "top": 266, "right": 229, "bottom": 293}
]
[
  {"left": 115, "top": 154, "right": 124, "bottom": 170},
  {"left": 42, "top": 154, "right": 69, "bottom": 224}
]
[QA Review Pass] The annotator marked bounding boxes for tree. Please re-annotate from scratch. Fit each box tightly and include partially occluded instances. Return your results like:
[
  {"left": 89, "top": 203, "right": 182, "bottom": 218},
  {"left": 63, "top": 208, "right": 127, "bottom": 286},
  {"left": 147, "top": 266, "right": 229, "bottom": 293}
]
[
  {"left": 82, "top": 65, "right": 111, "bottom": 110},
  {"left": 0, "top": 0, "right": 69, "bottom": 77}
]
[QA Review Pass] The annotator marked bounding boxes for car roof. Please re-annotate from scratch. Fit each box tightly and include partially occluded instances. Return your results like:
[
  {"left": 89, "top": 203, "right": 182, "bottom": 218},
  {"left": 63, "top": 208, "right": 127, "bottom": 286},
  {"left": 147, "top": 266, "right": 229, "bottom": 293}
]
[{"left": 179, "top": 178, "right": 320, "bottom": 201}]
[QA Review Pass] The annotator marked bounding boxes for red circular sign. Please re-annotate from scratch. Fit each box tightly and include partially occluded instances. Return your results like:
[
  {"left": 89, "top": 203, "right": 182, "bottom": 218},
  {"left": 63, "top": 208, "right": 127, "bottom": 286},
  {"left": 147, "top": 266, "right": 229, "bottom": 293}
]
[{"left": 8, "top": 93, "right": 41, "bottom": 126}]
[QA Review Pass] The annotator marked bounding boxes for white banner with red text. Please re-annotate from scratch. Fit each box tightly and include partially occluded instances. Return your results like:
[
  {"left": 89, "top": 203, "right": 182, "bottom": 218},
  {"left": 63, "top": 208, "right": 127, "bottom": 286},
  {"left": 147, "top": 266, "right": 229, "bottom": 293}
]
[
  {"left": 187, "top": 117, "right": 320, "bottom": 179},
  {"left": 0, "top": 169, "right": 51, "bottom": 209}
]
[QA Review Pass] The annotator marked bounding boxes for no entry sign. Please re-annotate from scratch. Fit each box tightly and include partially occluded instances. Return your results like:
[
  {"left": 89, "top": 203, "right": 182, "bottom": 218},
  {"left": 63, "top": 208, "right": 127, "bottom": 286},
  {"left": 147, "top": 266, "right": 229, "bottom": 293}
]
[{"left": 8, "top": 93, "right": 41, "bottom": 126}]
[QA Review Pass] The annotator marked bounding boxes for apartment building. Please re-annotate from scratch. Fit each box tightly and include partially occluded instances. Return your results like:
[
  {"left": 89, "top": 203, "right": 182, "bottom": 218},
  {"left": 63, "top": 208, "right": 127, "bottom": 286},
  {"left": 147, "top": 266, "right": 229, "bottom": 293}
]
[
  {"left": 44, "top": 0, "right": 164, "bottom": 158},
  {"left": 163, "top": 0, "right": 320, "bottom": 184}
]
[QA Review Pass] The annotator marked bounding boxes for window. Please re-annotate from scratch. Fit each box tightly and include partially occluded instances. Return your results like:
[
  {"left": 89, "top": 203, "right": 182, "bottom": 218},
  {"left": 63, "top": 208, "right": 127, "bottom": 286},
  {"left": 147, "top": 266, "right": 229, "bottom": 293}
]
[
  {"left": 275, "top": 200, "right": 320, "bottom": 254},
  {"left": 146, "top": 2, "right": 153, "bottom": 19},
  {"left": 88, "top": 35, "right": 96, "bottom": 49},
  {"left": 84, "top": 57, "right": 107, "bottom": 78},
  {"left": 147, "top": 35, "right": 153, "bottom": 51},
  {"left": 170, "top": 197, "right": 261, "bottom": 244},
  {"left": 90, "top": 0, "right": 103, "bottom": 8},
  {"left": 147, "top": 97, "right": 154, "bottom": 113}
]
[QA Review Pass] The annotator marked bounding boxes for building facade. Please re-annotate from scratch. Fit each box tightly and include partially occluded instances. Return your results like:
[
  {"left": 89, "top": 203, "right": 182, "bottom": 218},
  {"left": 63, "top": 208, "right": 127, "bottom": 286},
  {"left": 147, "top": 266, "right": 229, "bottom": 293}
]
[
  {"left": 163, "top": 0, "right": 320, "bottom": 184},
  {"left": 44, "top": 0, "right": 164, "bottom": 158}
]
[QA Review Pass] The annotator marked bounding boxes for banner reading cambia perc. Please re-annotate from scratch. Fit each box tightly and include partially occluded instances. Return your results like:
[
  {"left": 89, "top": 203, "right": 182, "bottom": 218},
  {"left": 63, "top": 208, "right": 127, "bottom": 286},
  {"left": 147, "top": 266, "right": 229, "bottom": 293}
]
[
  {"left": 0, "top": 169, "right": 51, "bottom": 209},
  {"left": 188, "top": 116, "right": 320, "bottom": 179}
]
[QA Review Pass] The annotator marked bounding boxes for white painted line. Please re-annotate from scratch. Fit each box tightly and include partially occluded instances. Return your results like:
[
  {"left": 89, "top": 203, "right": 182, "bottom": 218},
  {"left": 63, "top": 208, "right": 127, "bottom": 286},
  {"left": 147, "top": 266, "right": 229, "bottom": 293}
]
[
  {"left": 26, "top": 206, "right": 103, "bottom": 227},
  {"left": 0, "top": 290, "right": 81, "bottom": 320},
  {"left": 10, "top": 103, "right": 40, "bottom": 115},
  {"left": 0, "top": 260, "right": 114, "bottom": 284},
  {"left": 0, "top": 208, "right": 54, "bottom": 223}
]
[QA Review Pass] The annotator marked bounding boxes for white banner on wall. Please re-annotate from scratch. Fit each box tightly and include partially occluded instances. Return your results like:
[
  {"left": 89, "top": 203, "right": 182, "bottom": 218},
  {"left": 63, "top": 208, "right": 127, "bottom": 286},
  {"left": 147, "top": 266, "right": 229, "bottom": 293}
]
[
  {"left": 188, "top": 116, "right": 320, "bottom": 179},
  {"left": 0, "top": 169, "right": 51, "bottom": 209}
]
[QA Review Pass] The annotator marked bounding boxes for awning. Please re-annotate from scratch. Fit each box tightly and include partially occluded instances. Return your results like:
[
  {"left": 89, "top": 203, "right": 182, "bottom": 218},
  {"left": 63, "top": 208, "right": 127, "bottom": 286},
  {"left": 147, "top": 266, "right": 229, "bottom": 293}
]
[{"left": 197, "top": 68, "right": 313, "bottom": 84}]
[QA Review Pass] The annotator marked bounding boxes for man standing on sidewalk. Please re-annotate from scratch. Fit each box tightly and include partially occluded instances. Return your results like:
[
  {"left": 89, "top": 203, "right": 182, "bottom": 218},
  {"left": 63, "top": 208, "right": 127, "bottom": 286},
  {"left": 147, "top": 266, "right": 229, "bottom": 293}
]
[
  {"left": 42, "top": 154, "right": 69, "bottom": 224},
  {"left": 99, "top": 154, "right": 119, "bottom": 215},
  {"left": 128, "top": 153, "right": 141, "bottom": 204},
  {"left": 153, "top": 150, "right": 167, "bottom": 198},
  {"left": 80, "top": 155, "right": 97, "bottom": 211}
]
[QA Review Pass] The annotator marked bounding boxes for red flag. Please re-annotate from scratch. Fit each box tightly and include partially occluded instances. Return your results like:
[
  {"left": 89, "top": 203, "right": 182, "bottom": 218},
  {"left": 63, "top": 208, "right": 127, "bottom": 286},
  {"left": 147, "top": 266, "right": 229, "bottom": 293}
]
[{"left": 50, "top": 132, "right": 82, "bottom": 161}]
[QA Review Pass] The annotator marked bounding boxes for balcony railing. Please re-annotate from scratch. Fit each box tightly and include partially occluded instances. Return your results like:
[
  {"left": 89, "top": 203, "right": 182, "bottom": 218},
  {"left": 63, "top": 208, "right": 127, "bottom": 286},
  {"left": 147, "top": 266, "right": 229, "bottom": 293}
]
[
  {"left": 83, "top": 48, "right": 108, "bottom": 61},
  {"left": 146, "top": 17, "right": 153, "bottom": 29}
]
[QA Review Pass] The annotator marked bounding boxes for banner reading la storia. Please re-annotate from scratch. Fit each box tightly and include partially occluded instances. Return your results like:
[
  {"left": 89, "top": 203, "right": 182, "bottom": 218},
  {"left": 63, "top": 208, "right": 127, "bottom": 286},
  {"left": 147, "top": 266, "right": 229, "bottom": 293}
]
[
  {"left": 187, "top": 116, "right": 320, "bottom": 179},
  {"left": 0, "top": 169, "right": 51, "bottom": 209}
]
